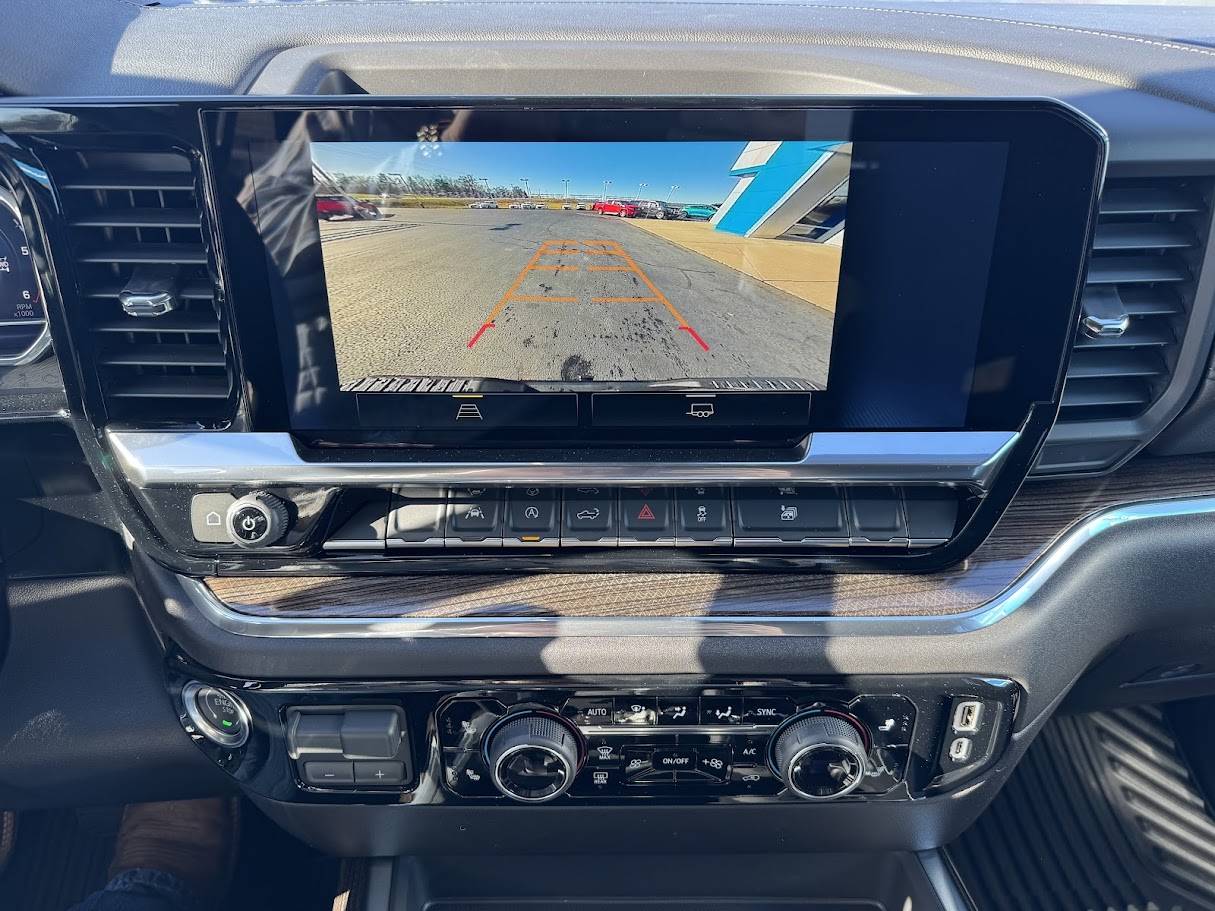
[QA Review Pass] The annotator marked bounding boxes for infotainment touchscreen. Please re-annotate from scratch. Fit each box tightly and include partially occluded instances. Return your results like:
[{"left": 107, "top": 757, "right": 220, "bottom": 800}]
[
  {"left": 309, "top": 140, "right": 852, "bottom": 390},
  {"left": 211, "top": 101, "right": 1104, "bottom": 444}
]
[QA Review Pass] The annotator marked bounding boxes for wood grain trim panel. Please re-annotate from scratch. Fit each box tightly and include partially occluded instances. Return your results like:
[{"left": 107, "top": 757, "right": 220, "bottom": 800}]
[{"left": 205, "top": 455, "right": 1215, "bottom": 619}]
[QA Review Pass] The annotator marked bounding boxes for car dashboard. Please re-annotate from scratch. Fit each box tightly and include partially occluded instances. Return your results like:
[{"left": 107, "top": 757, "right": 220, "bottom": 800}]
[{"left": 1, "top": 1, "right": 1215, "bottom": 907}]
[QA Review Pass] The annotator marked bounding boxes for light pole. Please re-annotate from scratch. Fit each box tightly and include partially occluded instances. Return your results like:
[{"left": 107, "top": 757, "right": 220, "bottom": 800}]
[
  {"left": 480, "top": 177, "right": 492, "bottom": 198},
  {"left": 666, "top": 185, "right": 680, "bottom": 202},
  {"left": 602, "top": 180, "right": 611, "bottom": 200},
  {"left": 638, "top": 182, "right": 649, "bottom": 198},
  {"left": 520, "top": 178, "right": 531, "bottom": 198},
  {"left": 562, "top": 178, "right": 570, "bottom": 199}
]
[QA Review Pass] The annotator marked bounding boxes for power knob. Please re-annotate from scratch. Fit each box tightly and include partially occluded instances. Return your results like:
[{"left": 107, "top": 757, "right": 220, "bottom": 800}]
[
  {"left": 226, "top": 492, "right": 289, "bottom": 548},
  {"left": 770, "top": 712, "right": 869, "bottom": 800},
  {"left": 484, "top": 712, "right": 583, "bottom": 803}
]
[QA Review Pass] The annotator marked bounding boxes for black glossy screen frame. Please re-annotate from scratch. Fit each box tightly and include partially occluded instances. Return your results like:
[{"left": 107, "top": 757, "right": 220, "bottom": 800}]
[{"left": 205, "top": 98, "right": 1106, "bottom": 443}]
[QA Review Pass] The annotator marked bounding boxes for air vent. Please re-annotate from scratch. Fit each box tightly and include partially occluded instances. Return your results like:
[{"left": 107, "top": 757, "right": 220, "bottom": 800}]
[
  {"left": 51, "top": 148, "right": 232, "bottom": 425},
  {"left": 1058, "top": 177, "right": 1211, "bottom": 424}
]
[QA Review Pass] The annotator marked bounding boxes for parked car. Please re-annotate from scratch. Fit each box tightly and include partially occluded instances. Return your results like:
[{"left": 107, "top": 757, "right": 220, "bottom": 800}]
[
  {"left": 315, "top": 194, "right": 354, "bottom": 219},
  {"left": 468, "top": 200, "right": 499, "bottom": 209},
  {"left": 682, "top": 203, "right": 720, "bottom": 220},
  {"left": 593, "top": 199, "right": 642, "bottom": 217},
  {"left": 315, "top": 194, "right": 382, "bottom": 220},
  {"left": 635, "top": 200, "right": 684, "bottom": 220}
]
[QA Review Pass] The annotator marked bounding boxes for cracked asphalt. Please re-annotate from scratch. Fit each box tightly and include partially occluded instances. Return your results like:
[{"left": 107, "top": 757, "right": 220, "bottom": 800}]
[{"left": 319, "top": 208, "right": 834, "bottom": 386}]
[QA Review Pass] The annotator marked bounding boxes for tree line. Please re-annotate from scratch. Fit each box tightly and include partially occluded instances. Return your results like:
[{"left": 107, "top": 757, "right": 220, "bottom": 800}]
[{"left": 324, "top": 172, "right": 531, "bottom": 199}]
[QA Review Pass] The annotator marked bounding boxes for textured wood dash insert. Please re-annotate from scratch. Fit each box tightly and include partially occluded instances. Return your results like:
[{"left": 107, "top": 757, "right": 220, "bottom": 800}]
[{"left": 206, "top": 455, "right": 1215, "bottom": 619}]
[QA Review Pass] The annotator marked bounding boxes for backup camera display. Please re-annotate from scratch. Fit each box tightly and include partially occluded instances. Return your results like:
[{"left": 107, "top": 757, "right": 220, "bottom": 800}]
[{"left": 309, "top": 140, "right": 850, "bottom": 389}]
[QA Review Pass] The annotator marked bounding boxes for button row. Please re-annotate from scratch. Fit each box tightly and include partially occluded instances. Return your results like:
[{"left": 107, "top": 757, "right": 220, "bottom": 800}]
[
  {"left": 563, "top": 696, "right": 796, "bottom": 727},
  {"left": 325, "top": 485, "right": 959, "bottom": 550}
]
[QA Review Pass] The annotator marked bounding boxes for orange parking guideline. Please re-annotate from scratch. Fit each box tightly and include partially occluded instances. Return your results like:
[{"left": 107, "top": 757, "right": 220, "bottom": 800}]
[
  {"left": 467, "top": 241, "right": 554, "bottom": 347},
  {"left": 468, "top": 237, "right": 710, "bottom": 351}
]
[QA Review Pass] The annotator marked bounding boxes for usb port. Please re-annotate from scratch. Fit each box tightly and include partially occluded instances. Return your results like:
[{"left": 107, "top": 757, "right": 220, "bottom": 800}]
[
  {"left": 948, "top": 737, "right": 973, "bottom": 763},
  {"left": 953, "top": 700, "right": 983, "bottom": 734}
]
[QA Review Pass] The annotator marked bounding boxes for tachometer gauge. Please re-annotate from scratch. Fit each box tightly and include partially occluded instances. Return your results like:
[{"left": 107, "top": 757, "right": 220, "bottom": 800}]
[{"left": 0, "top": 188, "right": 49, "bottom": 364}]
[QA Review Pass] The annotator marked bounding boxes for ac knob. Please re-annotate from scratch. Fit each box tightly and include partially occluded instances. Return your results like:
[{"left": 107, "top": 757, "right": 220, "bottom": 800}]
[
  {"left": 483, "top": 712, "right": 583, "bottom": 803},
  {"left": 226, "top": 492, "right": 290, "bottom": 548},
  {"left": 770, "top": 712, "right": 869, "bottom": 800}
]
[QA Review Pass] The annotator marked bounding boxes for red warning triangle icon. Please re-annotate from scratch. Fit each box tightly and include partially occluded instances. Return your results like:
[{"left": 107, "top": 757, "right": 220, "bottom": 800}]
[{"left": 637, "top": 504, "right": 656, "bottom": 521}]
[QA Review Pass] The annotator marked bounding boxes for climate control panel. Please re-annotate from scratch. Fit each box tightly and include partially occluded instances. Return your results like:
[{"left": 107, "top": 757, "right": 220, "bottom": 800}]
[
  {"left": 170, "top": 673, "right": 1016, "bottom": 806},
  {"left": 435, "top": 682, "right": 1014, "bottom": 803}
]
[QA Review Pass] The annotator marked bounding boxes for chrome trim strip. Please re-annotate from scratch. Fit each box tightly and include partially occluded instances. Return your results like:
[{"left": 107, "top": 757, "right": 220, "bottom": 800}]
[
  {"left": 181, "top": 495, "right": 1215, "bottom": 639},
  {"left": 106, "top": 429, "right": 1018, "bottom": 489}
]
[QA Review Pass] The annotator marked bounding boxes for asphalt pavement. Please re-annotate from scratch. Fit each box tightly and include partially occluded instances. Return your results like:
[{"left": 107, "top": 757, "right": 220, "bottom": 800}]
[{"left": 318, "top": 208, "right": 834, "bottom": 386}]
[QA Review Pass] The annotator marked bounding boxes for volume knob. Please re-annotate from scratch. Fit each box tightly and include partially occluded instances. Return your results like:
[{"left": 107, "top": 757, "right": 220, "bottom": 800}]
[
  {"left": 771, "top": 712, "right": 869, "bottom": 800},
  {"left": 226, "top": 492, "right": 289, "bottom": 548},
  {"left": 484, "top": 712, "right": 582, "bottom": 803}
]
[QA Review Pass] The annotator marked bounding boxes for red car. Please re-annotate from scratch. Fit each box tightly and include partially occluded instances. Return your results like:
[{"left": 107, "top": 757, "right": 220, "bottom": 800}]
[
  {"left": 593, "top": 199, "right": 642, "bottom": 217},
  {"left": 315, "top": 195, "right": 382, "bottom": 220}
]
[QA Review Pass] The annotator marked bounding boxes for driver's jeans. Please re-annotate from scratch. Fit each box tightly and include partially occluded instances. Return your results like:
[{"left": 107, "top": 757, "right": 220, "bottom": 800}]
[{"left": 70, "top": 870, "right": 198, "bottom": 911}]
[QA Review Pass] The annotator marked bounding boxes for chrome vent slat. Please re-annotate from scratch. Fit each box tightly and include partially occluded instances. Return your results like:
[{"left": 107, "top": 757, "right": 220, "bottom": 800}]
[
  {"left": 97, "top": 344, "right": 228, "bottom": 368},
  {"left": 68, "top": 209, "right": 202, "bottom": 229},
  {"left": 1066, "top": 349, "right": 1165, "bottom": 380},
  {"left": 75, "top": 244, "right": 209, "bottom": 265},
  {"left": 1085, "top": 255, "right": 1190, "bottom": 285},
  {"left": 50, "top": 147, "right": 233, "bottom": 424},
  {"left": 1060, "top": 378, "right": 1153, "bottom": 410},
  {"left": 1073, "top": 320, "right": 1174, "bottom": 349},
  {"left": 58, "top": 171, "right": 196, "bottom": 192},
  {"left": 1097, "top": 187, "right": 1204, "bottom": 215},
  {"left": 1091, "top": 222, "right": 1194, "bottom": 251},
  {"left": 1055, "top": 175, "right": 1211, "bottom": 428},
  {"left": 106, "top": 376, "right": 231, "bottom": 399},
  {"left": 85, "top": 279, "right": 215, "bottom": 301}
]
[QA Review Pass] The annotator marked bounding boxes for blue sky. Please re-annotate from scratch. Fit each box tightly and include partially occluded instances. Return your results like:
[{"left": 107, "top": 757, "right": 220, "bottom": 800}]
[{"left": 312, "top": 141, "right": 761, "bottom": 204}]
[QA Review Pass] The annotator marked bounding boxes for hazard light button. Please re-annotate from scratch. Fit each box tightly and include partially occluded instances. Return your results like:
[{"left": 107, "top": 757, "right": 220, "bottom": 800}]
[{"left": 620, "top": 486, "right": 675, "bottom": 545}]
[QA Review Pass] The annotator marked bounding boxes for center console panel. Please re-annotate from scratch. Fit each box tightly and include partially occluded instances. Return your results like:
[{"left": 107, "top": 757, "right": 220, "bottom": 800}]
[{"left": 171, "top": 669, "right": 1016, "bottom": 809}]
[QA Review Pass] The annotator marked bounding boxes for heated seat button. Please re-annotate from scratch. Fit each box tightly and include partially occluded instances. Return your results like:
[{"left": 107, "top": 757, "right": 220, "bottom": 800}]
[
  {"left": 505, "top": 488, "right": 559, "bottom": 545},
  {"left": 619, "top": 487, "right": 675, "bottom": 545},
  {"left": 561, "top": 487, "right": 617, "bottom": 546},
  {"left": 443, "top": 749, "right": 498, "bottom": 797},
  {"left": 438, "top": 699, "right": 504, "bottom": 750}
]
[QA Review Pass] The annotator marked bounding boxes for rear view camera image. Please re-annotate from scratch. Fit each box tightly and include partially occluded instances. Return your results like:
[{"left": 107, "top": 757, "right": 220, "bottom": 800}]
[{"left": 310, "top": 140, "right": 849, "bottom": 389}]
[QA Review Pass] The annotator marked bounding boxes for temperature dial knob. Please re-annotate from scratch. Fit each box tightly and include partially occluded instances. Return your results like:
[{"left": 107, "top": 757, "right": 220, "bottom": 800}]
[
  {"left": 484, "top": 712, "right": 583, "bottom": 803},
  {"left": 226, "top": 492, "right": 289, "bottom": 548},
  {"left": 771, "top": 712, "right": 869, "bottom": 800}
]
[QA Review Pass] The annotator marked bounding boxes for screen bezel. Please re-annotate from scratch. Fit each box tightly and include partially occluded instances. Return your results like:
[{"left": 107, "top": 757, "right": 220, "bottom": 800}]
[{"left": 204, "top": 98, "right": 1105, "bottom": 447}]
